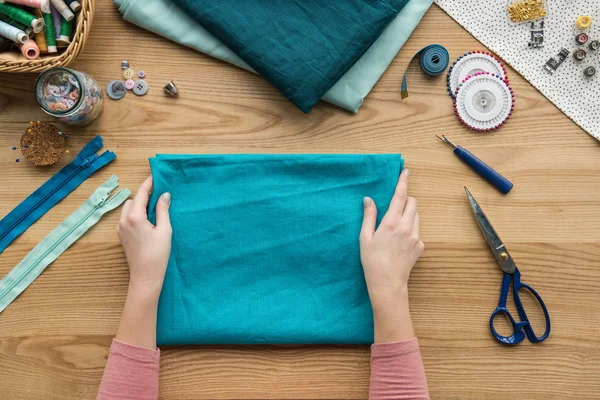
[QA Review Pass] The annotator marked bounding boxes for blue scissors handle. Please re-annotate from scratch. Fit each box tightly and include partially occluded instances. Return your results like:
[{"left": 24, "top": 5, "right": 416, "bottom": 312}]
[{"left": 489, "top": 268, "right": 551, "bottom": 345}]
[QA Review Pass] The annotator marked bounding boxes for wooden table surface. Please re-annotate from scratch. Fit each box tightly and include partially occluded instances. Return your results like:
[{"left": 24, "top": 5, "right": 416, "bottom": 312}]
[{"left": 1, "top": 3, "right": 599, "bottom": 399}]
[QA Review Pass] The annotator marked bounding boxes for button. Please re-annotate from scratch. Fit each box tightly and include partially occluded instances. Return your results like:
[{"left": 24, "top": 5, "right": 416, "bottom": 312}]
[
  {"left": 125, "top": 79, "right": 135, "bottom": 90},
  {"left": 121, "top": 60, "right": 129, "bottom": 69},
  {"left": 69, "top": 90, "right": 79, "bottom": 100},
  {"left": 106, "top": 80, "right": 127, "bottom": 100},
  {"left": 62, "top": 97, "right": 76, "bottom": 109},
  {"left": 123, "top": 68, "right": 135, "bottom": 80},
  {"left": 132, "top": 79, "right": 149, "bottom": 96},
  {"left": 589, "top": 40, "right": 600, "bottom": 51},
  {"left": 138, "top": 70, "right": 145, "bottom": 78}
]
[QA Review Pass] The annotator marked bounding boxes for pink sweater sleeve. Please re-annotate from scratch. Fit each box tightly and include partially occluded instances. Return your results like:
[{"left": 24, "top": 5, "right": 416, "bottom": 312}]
[
  {"left": 97, "top": 339, "right": 160, "bottom": 400},
  {"left": 369, "top": 338, "right": 430, "bottom": 400}
]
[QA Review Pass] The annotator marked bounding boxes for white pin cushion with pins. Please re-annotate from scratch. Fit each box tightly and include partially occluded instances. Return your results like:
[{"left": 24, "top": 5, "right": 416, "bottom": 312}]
[
  {"left": 453, "top": 72, "right": 515, "bottom": 132},
  {"left": 447, "top": 51, "right": 508, "bottom": 98}
]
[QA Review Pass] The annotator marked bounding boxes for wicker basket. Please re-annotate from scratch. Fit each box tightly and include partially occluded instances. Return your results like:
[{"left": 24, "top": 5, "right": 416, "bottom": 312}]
[{"left": 0, "top": 0, "right": 94, "bottom": 73}]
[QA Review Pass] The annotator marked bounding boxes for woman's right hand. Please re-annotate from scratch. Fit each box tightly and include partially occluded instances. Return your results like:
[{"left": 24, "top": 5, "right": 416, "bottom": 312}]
[{"left": 359, "top": 169, "right": 424, "bottom": 342}]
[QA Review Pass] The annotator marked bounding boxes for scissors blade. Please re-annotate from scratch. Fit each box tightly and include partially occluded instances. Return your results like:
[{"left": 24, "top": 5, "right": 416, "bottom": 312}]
[{"left": 464, "top": 187, "right": 516, "bottom": 274}]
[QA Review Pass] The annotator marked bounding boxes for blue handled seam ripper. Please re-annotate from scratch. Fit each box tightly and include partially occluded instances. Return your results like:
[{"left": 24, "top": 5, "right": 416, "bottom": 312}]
[{"left": 437, "top": 135, "right": 513, "bottom": 194}]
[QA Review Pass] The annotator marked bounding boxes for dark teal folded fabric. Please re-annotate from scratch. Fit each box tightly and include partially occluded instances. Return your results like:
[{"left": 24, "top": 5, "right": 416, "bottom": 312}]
[
  {"left": 148, "top": 154, "right": 404, "bottom": 345},
  {"left": 169, "top": 0, "right": 408, "bottom": 113}
]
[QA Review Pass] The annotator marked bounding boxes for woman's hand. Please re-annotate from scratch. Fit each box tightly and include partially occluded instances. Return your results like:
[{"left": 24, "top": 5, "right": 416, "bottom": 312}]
[
  {"left": 360, "top": 169, "right": 424, "bottom": 343},
  {"left": 115, "top": 176, "right": 172, "bottom": 349},
  {"left": 117, "top": 176, "right": 172, "bottom": 298}
]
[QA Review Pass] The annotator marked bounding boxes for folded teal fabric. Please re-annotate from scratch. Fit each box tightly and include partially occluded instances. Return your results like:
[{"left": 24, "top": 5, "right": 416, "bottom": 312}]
[
  {"left": 113, "top": 0, "right": 432, "bottom": 113},
  {"left": 169, "top": 0, "right": 408, "bottom": 113},
  {"left": 148, "top": 154, "right": 404, "bottom": 345}
]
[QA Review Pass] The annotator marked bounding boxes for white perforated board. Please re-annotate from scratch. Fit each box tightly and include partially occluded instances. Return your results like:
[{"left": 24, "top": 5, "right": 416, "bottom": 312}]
[{"left": 435, "top": 0, "right": 600, "bottom": 140}]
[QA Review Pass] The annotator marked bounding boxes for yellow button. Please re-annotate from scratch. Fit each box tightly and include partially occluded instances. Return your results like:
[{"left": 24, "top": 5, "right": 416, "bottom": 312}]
[{"left": 123, "top": 68, "right": 135, "bottom": 80}]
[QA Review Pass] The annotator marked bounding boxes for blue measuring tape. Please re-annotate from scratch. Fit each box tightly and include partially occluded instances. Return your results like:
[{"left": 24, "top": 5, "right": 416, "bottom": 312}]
[{"left": 401, "top": 44, "right": 449, "bottom": 99}]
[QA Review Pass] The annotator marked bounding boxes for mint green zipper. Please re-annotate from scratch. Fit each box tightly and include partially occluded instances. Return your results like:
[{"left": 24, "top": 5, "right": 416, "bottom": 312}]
[{"left": 0, "top": 175, "right": 130, "bottom": 313}]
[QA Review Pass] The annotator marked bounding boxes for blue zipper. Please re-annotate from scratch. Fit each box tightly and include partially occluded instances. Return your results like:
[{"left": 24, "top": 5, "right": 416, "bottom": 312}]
[{"left": 0, "top": 136, "right": 116, "bottom": 254}]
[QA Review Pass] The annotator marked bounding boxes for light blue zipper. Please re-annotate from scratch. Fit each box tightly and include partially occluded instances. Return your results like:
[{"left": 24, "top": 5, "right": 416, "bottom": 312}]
[
  {"left": 0, "top": 175, "right": 130, "bottom": 313},
  {"left": 0, "top": 136, "right": 116, "bottom": 254}
]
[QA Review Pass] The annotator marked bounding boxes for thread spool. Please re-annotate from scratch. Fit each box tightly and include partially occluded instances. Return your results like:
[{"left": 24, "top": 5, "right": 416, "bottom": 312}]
[
  {"left": 50, "top": 3, "right": 61, "bottom": 39},
  {"left": 32, "top": 10, "right": 47, "bottom": 53},
  {"left": 18, "top": 38, "right": 39, "bottom": 59},
  {"left": 64, "top": 0, "right": 80, "bottom": 11},
  {"left": 41, "top": 11, "right": 56, "bottom": 52},
  {"left": 0, "top": 3, "right": 44, "bottom": 33},
  {"left": 50, "top": 0, "right": 73, "bottom": 21},
  {"left": 57, "top": 16, "right": 72, "bottom": 46},
  {"left": 3, "top": 0, "right": 51, "bottom": 13},
  {"left": 0, "top": 19, "right": 27, "bottom": 44},
  {"left": 576, "top": 15, "right": 592, "bottom": 30},
  {"left": 576, "top": 33, "right": 589, "bottom": 46},
  {"left": 0, "top": 12, "right": 33, "bottom": 38}
]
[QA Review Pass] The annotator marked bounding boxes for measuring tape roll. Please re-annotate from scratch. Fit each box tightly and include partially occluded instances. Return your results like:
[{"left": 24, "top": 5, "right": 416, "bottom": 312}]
[{"left": 401, "top": 44, "right": 449, "bottom": 99}]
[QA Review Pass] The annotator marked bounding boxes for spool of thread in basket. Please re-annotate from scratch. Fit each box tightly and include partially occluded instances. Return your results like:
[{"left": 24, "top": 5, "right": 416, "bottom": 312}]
[
  {"left": 32, "top": 9, "right": 47, "bottom": 53},
  {"left": 58, "top": 16, "right": 72, "bottom": 46},
  {"left": 50, "top": 0, "right": 73, "bottom": 21},
  {"left": 41, "top": 10, "right": 57, "bottom": 52},
  {"left": 3, "top": 0, "right": 51, "bottom": 13},
  {"left": 19, "top": 38, "right": 39, "bottom": 59},
  {"left": 0, "top": 19, "right": 28, "bottom": 44},
  {"left": 64, "top": 0, "right": 80, "bottom": 12},
  {"left": 0, "top": 3, "right": 44, "bottom": 33},
  {"left": 0, "top": 13, "right": 33, "bottom": 38},
  {"left": 50, "top": 3, "right": 61, "bottom": 38}
]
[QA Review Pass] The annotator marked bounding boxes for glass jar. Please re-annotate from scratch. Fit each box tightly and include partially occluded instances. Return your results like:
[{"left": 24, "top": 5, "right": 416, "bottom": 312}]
[{"left": 34, "top": 67, "right": 104, "bottom": 126}]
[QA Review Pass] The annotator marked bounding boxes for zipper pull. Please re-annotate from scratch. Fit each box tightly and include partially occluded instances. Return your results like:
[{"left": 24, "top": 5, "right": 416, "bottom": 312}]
[
  {"left": 80, "top": 154, "right": 98, "bottom": 169},
  {"left": 96, "top": 191, "right": 112, "bottom": 207}
]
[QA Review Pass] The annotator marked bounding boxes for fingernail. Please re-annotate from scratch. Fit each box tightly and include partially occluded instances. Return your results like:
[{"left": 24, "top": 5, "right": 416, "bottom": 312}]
[
  {"left": 162, "top": 192, "right": 171, "bottom": 205},
  {"left": 363, "top": 197, "right": 371, "bottom": 207},
  {"left": 404, "top": 169, "right": 410, "bottom": 178}
]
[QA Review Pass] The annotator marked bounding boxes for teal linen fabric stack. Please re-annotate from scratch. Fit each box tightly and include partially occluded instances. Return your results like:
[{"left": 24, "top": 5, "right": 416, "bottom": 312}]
[
  {"left": 169, "top": 0, "right": 408, "bottom": 113},
  {"left": 113, "top": 0, "right": 432, "bottom": 113},
  {"left": 148, "top": 154, "right": 404, "bottom": 345}
]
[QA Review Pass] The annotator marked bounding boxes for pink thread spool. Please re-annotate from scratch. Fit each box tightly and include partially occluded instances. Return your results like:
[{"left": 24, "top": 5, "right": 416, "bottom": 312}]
[
  {"left": 3, "top": 0, "right": 51, "bottom": 13},
  {"left": 19, "top": 39, "right": 40, "bottom": 60}
]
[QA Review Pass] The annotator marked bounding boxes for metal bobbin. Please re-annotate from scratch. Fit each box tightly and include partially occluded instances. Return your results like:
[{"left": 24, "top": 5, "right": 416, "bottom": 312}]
[
  {"left": 588, "top": 39, "right": 600, "bottom": 51},
  {"left": 584, "top": 66, "right": 596, "bottom": 78},
  {"left": 573, "top": 48, "right": 587, "bottom": 61}
]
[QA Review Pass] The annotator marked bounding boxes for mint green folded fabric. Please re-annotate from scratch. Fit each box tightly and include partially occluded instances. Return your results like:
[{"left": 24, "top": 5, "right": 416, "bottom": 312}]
[
  {"left": 113, "top": 0, "right": 432, "bottom": 113},
  {"left": 148, "top": 154, "right": 404, "bottom": 345}
]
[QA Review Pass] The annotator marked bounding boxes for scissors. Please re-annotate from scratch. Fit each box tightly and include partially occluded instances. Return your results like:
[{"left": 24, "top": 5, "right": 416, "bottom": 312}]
[{"left": 465, "top": 187, "right": 551, "bottom": 345}]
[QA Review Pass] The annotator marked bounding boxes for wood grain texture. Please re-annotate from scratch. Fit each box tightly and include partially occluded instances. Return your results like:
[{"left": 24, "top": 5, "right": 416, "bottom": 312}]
[{"left": 0, "top": 3, "right": 599, "bottom": 399}]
